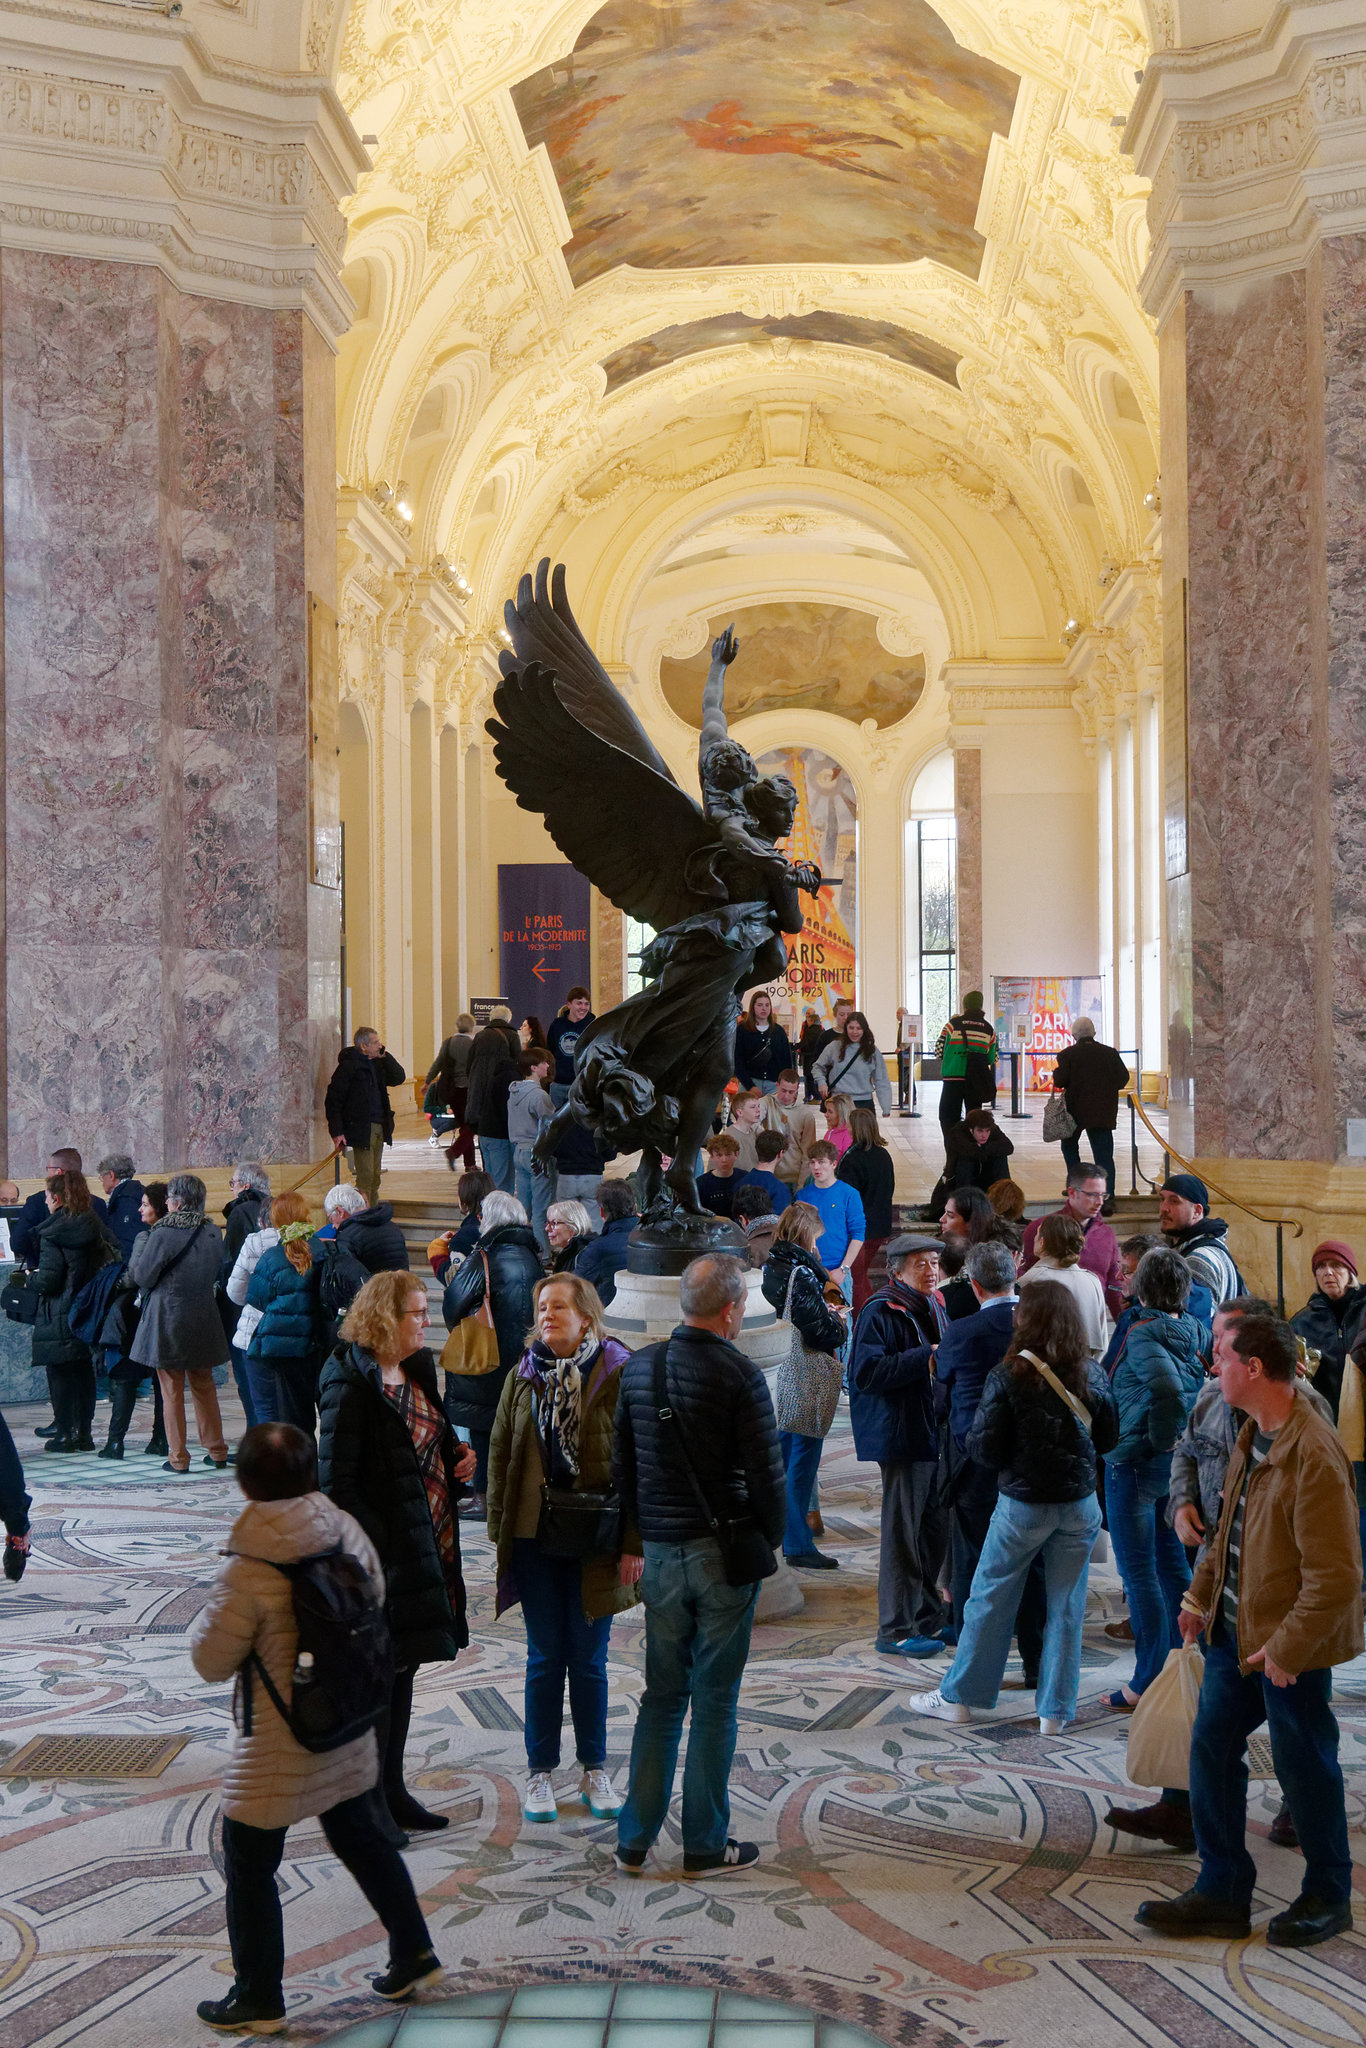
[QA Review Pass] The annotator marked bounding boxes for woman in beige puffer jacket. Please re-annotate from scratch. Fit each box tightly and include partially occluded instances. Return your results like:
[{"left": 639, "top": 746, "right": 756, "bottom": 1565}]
[
  {"left": 191, "top": 1489, "right": 380, "bottom": 1827},
  {"left": 188, "top": 1444, "right": 440, "bottom": 2033}
]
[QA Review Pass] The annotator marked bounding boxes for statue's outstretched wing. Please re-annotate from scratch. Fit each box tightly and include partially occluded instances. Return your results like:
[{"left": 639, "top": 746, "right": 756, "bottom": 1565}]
[{"left": 486, "top": 560, "right": 722, "bottom": 932}]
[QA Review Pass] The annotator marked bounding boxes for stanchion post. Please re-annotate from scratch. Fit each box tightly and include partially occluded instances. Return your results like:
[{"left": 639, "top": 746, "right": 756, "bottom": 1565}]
[
  {"left": 1004, "top": 1049, "right": 1032, "bottom": 1120},
  {"left": 1276, "top": 1224, "right": 1285, "bottom": 1318},
  {"left": 1129, "top": 1096, "right": 1140, "bottom": 1196}
]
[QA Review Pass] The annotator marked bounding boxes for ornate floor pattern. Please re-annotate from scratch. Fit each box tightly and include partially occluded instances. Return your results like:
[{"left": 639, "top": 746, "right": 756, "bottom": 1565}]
[{"left": 0, "top": 1399, "right": 1362, "bottom": 2048}]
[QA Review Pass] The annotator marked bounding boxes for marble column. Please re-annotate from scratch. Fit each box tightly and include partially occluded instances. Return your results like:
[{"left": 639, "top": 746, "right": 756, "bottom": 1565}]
[
  {"left": 953, "top": 747, "right": 983, "bottom": 998},
  {"left": 1160, "top": 236, "right": 1366, "bottom": 1161},
  {"left": 0, "top": 251, "right": 336, "bottom": 1175}
]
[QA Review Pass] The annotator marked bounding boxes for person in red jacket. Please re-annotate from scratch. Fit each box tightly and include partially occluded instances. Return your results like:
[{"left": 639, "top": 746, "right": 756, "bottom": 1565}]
[{"left": 1021, "top": 1164, "right": 1125, "bottom": 1319}]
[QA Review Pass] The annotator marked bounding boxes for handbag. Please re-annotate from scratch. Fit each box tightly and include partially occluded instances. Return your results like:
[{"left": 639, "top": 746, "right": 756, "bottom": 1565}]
[
  {"left": 530, "top": 1388, "right": 623, "bottom": 1559},
  {"left": 1126, "top": 1645, "right": 1204, "bottom": 1789},
  {"left": 1042, "top": 1088, "right": 1077, "bottom": 1143},
  {"left": 774, "top": 1268, "right": 844, "bottom": 1438},
  {"left": 1017, "top": 1348, "right": 1093, "bottom": 1435},
  {"left": 440, "top": 1252, "right": 501, "bottom": 1376},
  {"left": 2, "top": 1273, "right": 37, "bottom": 1326},
  {"left": 651, "top": 1343, "right": 776, "bottom": 1587}
]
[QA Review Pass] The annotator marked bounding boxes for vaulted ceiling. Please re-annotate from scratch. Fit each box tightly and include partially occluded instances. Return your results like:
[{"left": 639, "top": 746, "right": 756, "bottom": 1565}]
[{"left": 330, "top": 0, "right": 1159, "bottom": 670}]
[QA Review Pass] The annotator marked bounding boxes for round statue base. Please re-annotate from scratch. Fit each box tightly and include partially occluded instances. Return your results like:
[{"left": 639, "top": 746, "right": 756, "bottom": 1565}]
[
  {"left": 602, "top": 1267, "right": 803, "bottom": 1620},
  {"left": 604, "top": 1267, "right": 788, "bottom": 1369}
]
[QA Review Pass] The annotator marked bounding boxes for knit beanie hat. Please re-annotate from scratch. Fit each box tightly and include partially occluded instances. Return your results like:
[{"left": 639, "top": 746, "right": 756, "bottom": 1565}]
[
  {"left": 1161, "top": 1172, "right": 1208, "bottom": 1208},
  {"left": 961, "top": 990, "right": 984, "bottom": 1015},
  {"left": 1310, "top": 1238, "right": 1357, "bottom": 1278}
]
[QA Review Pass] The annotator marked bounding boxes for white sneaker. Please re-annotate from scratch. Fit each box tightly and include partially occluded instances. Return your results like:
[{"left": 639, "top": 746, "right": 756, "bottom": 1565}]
[
  {"left": 1039, "top": 1717, "right": 1066, "bottom": 1735},
  {"left": 523, "top": 1771, "right": 557, "bottom": 1822},
  {"left": 581, "top": 1768, "right": 623, "bottom": 1818},
  {"left": 908, "top": 1688, "right": 970, "bottom": 1724}
]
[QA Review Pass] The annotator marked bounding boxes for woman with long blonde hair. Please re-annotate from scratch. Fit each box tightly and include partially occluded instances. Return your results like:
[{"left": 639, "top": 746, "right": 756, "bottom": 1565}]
[{"left": 244, "top": 1192, "right": 329, "bottom": 1436}]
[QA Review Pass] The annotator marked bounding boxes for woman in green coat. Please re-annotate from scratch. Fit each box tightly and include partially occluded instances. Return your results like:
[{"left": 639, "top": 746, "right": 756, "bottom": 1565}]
[{"left": 487, "top": 1272, "right": 641, "bottom": 1828}]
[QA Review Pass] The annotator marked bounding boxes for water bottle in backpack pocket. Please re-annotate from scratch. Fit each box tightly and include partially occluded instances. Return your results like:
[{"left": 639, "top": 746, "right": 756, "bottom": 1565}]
[{"left": 243, "top": 1545, "right": 394, "bottom": 1754}]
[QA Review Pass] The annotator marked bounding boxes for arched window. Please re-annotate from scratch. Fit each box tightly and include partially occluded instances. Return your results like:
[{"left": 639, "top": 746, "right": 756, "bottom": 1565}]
[{"left": 905, "top": 751, "right": 956, "bottom": 1048}]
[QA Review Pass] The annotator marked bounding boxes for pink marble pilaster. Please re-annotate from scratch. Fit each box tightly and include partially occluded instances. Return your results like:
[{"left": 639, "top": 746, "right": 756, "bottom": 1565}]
[
  {"left": 954, "top": 747, "right": 983, "bottom": 999},
  {"left": 1179, "top": 268, "right": 1333, "bottom": 1160},
  {"left": 0, "top": 251, "right": 323, "bottom": 1175}
]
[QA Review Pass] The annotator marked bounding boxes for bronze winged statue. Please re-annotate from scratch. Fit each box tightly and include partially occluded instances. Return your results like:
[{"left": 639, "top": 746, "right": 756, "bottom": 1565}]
[{"left": 486, "top": 560, "right": 822, "bottom": 1233}]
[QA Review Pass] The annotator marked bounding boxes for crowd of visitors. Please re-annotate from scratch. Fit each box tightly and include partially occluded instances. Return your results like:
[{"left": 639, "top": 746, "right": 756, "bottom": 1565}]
[{"left": 5, "top": 987, "right": 1365, "bottom": 2028}]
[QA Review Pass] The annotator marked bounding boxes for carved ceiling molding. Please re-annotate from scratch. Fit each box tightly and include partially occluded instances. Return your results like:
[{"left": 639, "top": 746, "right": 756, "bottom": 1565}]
[
  {"left": 0, "top": 9, "right": 363, "bottom": 333},
  {"left": 1128, "top": 21, "right": 1366, "bottom": 320}
]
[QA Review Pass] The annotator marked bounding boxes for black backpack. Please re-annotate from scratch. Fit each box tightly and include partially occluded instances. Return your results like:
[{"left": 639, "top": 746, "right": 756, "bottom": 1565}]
[
  {"left": 317, "top": 1239, "right": 370, "bottom": 1335},
  {"left": 243, "top": 1546, "right": 393, "bottom": 1754}
]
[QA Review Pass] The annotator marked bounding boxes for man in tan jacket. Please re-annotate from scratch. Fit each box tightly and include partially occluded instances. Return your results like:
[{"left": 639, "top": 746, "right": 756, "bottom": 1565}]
[{"left": 1137, "top": 1311, "right": 1363, "bottom": 1949}]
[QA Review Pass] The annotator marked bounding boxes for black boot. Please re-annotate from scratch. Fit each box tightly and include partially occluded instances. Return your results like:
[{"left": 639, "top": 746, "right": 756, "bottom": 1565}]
[
  {"left": 43, "top": 1377, "right": 77, "bottom": 1454},
  {"left": 144, "top": 1376, "right": 169, "bottom": 1456},
  {"left": 100, "top": 1380, "right": 138, "bottom": 1460},
  {"left": 72, "top": 1359, "right": 97, "bottom": 1452}
]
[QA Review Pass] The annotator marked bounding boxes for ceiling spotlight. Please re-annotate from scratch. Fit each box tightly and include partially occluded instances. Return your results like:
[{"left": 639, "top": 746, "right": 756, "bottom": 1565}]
[
  {"left": 373, "top": 480, "right": 393, "bottom": 505},
  {"left": 396, "top": 498, "right": 414, "bottom": 522},
  {"left": 1062, "top": 617, "right": 1082, "bottom": 647},
  {"left": 1143, "top": 482, "right": 1162, "bottom": 512}
]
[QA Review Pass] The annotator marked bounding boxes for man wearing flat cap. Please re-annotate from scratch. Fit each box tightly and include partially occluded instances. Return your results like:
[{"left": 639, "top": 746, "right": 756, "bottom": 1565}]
[
  {"left": 848, "top": 1235, "right": 950, "bottom": 1658},
  {"left": 1159, "top": 1173, "right": 1244, "bottom": 1307}
]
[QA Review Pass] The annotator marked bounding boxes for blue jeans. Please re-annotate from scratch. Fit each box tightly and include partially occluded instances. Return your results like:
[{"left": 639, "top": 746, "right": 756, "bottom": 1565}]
[
  {"left": 514, "top": 1143, "right": 554, "bottom": 1253},
  {"left": 780, "top": 1432, "right": 824, "bottom": 1557},
  {"left": 479, "top": 1136, "right": 515, "bottom": 1192},
  {"left": 230, "top": 1345, "right": 258, "bottom": 1429},
  {"left": 1107, "top": 1455, "right": 1190, "bottom": 1693},
  {"left": 240, "top": 1352, "right": 278, "bottom": 1426},
  {"left": 553, "top": 1172, "right": 601, "bottom": 1220},
  {"left": 617, "top": 1538, "right": 757, "bottom": 1860},
  {"left": 942, "top": 1492, "right": 1102, "bottom": 1723},
  {"left": 513, "top": 1540, "right": 611, "bottom": 1771},
  {"left": 1061, "top": 1125, "right": 1116, "bottom": 1199},
  {"left": 1191, "top": 1633, "right": 1352, "bottom": 1908}
]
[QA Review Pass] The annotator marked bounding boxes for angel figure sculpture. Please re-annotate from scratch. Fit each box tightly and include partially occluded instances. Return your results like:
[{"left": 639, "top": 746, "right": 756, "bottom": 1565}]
[{"left": 485, "top": 560, "right": 822, "bottom": 1236}]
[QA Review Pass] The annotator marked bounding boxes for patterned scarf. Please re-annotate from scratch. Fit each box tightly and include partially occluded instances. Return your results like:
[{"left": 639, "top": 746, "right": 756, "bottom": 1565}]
[
  {"left": 161, "top": 1210, "right": 207, "bottom": 1230},
  {"left": 530, "top": 1332, "right": 599, "bottom": 1479}
]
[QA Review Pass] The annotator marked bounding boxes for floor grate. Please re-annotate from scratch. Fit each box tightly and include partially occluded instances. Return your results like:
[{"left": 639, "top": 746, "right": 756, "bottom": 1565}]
[{"left": 0, "top": 1733, "right": 190, "bottom": 1779}]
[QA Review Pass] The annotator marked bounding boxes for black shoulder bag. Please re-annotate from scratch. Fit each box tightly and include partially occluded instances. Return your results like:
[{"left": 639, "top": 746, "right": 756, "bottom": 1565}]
[
  {"left": 650, "top": 1343, "right": 776, "bottom": 1589},
  {"left": 533, "top": 1413, "right": 623, "bottom": 1561}
]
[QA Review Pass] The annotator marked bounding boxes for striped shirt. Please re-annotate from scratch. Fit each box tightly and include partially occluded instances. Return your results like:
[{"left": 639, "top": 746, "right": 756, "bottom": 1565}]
[{"left": 1221, "top": 1428, "right": 1275, "bottom": 1639}]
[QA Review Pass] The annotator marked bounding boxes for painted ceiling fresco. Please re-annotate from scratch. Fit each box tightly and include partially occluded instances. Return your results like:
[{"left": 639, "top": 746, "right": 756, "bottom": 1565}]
[
  {"left": 601, "top": 310, "right": 960, "bottom": 391},
  {"left": 660, "top": 602, "right": 926, "bottom": 730},
  {"left": 510, "top": 0, "right": 1021, "bottom": 286}
]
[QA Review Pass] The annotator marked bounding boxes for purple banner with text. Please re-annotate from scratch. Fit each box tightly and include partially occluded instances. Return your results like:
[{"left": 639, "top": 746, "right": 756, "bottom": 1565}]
[{"left": 497, "top": 863, "right": 592, "bottom": 1038}]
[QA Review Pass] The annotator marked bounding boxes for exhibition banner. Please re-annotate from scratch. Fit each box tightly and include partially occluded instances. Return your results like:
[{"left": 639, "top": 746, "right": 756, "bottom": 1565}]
[
  {"left": 755, "top": 745, "right": 857, "bottom": 1026},
  {"left": 498, "top": 864, "right": 591, "bottom": 1032},
  {"left": 993, "top": 975, "right": 1104, "bottom": 1090}
]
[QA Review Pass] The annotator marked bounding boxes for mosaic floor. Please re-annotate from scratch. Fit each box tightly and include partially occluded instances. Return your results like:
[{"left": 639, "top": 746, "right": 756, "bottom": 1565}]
[{"left": 0, "top": 1398, "right": 1362, "bottom": 2048}]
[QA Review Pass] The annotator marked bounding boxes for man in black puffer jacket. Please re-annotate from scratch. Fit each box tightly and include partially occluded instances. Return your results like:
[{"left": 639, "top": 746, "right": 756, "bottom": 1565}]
[
  {"left": 337, "top": 1201, "right": 410, "bottom": 1276},
  {"left": 849, "top": 1234, "right": 949, "bottom": 1657},
  {"left": 613, "top": 1254, "right": 784, "bottom": 1879}
]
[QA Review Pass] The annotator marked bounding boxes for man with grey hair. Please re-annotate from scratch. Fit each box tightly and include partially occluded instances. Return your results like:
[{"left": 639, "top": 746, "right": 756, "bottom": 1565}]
[
  {"left": 1051, "top": 1016, "right": 1130, "bottom": 1208},
  {"left": 97, "top": 1154, "right": 145, "bottom": 1260},
  {"left": 613, "top": 1253, "right": 784, "bottom": 1876},
  {"left": 219, "top": 1164, "right": 272, "bottom": 1427},
  {"left": 128, "top": 1173, "right": 231, "bottom": 1474},
  {"left": 934, "top": 1239, "right": 1044, "bottom": 1681},
  {"left": 849, "top": 1234, "right": 950, "bottom": 1657}
]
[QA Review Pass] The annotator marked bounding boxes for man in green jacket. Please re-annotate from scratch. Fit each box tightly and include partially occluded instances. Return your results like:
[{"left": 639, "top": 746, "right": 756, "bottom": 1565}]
[{"left": 1136, "top": 1310, "right": 1363, "bottom": 1948}]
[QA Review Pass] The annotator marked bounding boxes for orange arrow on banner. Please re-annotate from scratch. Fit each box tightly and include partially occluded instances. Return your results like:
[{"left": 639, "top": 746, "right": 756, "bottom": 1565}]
[{"left": 532, "top": 957, "right": 558, "bottom": 983}]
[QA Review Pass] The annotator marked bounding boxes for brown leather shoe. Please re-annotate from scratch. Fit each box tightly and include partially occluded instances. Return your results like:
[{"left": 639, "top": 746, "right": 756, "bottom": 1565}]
[
  {"left": 1105, "top": 1619, "right": 1135, "bottom": 1642},
  {"left": 1107, "top": 1800, "right": 1196, "bottom": 1850},
  {"left": 806, "top": 1509, "right": 824, "bottom": 1538}
]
